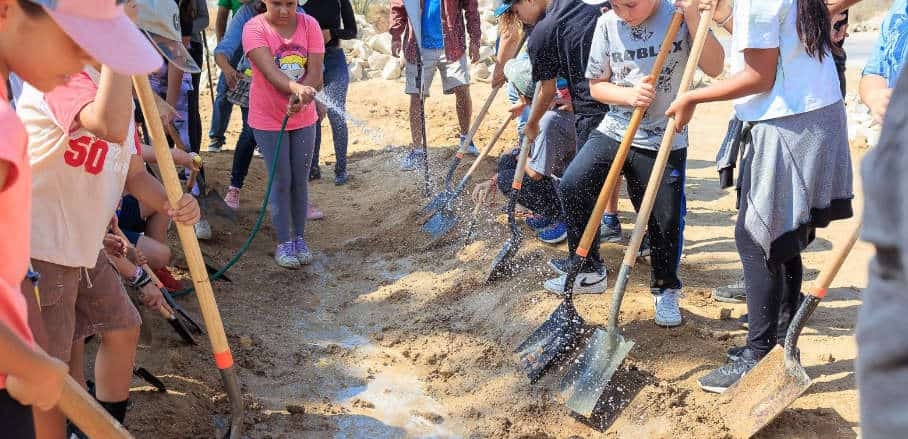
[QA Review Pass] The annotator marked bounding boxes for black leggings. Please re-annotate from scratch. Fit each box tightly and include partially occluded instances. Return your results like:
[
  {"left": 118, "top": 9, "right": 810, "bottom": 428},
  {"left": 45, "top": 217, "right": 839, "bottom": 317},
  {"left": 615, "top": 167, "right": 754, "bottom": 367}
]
[
  {"left": 737, "top": 189, "right": 805, "bottom": 357},
  {"left": 188, "top": 41, "right": 204, "bottom": 155},
  {"left": 496, "top": 152, "right": 563, "bottom": 221},
  {"left": 0, "top": 389, "right": 35, "bottom": 439},
  {"left": 560, "top": 131, "right": 686, "bottom": 289}
]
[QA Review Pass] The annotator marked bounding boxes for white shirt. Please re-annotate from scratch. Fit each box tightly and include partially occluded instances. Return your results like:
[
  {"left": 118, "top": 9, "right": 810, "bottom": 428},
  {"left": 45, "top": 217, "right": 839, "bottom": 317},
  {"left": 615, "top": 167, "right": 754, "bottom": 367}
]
[{"left": 731, "top": 0, "right": 842, "bottom": 122}]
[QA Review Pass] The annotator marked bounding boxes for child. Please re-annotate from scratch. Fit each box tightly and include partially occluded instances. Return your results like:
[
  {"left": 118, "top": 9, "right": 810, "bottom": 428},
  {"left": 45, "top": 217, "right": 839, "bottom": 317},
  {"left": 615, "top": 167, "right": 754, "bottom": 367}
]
[
  {"left": 549, "top": 0, "right": 724, "bottom": 326},
  {"left": 243, "top": 0, "right": 325, "bottom": 269},
  {"left": 16, "top": 0, "right": 200, "bottom": 435},
  {"left": 0, "top": 1, "right": 161, "bottom": 437},
  {"left": 667, "top": 0, "right": 854, "bottom": 392}
]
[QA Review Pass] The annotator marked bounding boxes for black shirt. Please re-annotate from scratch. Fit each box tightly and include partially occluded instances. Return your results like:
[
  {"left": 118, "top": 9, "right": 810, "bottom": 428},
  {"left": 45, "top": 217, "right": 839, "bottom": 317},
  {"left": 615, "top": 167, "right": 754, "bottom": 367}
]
[
  {"left": 527, "top": 0, "right": 609, "bottom": 116},
  {"left": 303, "top": 0, "right": 358, "bottom": 48}
]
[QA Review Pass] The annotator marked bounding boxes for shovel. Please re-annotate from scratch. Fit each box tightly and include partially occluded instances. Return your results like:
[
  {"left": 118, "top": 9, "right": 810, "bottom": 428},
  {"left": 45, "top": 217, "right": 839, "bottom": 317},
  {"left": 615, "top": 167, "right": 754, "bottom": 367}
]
[
  {"left": 164, "top": 123, "right": 237, "bottom": 224},
  {"left": 422, "top": 115, "right": 516, "bottom": 240},
  {"left": 485, "top": 130, "right": 533, "bottom": 284},
  {"left": 720, "top": 222, "right": 861, "bottom": 438},
  {"left": 512, "top": 8, "right": 683, "bottom": 377},
  {"left": 134, "top": 366, "right": 167, "bottom": 392},
  {"left": 558, "top": 9, "right": 713, "bottom": 417},
  {"left": 133, "top": 76, "right": 245, "bottom": 439},
  {"left": 59, "top": 375, "right": 133, "bottom": 439}
]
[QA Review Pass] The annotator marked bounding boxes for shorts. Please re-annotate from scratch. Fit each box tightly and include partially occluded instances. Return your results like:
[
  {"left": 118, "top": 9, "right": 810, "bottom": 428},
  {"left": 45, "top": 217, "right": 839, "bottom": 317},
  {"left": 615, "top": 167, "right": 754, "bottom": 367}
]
[
  {"left": 23, "top": 251, "right": 142, "bottom": 362},
  {"left": 405, "top": 48, "right": 469, "bottom": 96},
  {"left": 117, "top": 195, "right": 146, "bottom": 245},
  {"left": 0, "top": 390, "right": 34, "bottom": 439}
]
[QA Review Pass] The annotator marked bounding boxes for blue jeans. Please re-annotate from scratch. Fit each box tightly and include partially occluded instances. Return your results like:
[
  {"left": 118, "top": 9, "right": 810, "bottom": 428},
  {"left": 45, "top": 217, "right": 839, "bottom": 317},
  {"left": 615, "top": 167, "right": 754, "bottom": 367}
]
[
  {"left": 209, "top": 72, "right": 235, "bottom": 143},
  {"left": 229, "top": 106, "right": 256, "bottom": 188},
  {"left": 312, "top": 47, "right": 350, "bottom": 175}
]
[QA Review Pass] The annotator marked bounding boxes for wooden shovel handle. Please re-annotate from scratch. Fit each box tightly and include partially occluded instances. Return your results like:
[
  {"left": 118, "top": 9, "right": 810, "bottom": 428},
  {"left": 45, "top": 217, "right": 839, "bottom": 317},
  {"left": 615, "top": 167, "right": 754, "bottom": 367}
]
[
  {"left": 59, "top": 376, "right": 132, "bottom": 439},
  {"left": 810, "top": 222, "right": 861, "bottom": 299},
  {"left": 132, "top": 76, "right": 235, "bottom": 371},
  {"left": 622, "top": 9, "right": 715, "bottom": 266},
  {"left": 576, "top": 10, "right": 686, "bottom": 258},
  {"left": 463, "top": 114, "right": 516, "bottom": 179}
]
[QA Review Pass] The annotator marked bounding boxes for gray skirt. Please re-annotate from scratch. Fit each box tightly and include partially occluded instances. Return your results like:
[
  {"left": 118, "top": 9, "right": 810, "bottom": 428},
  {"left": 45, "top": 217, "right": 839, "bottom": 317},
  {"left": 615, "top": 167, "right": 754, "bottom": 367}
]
[{"left": 738, "top": 101, "right": 854, "bottom": 264}]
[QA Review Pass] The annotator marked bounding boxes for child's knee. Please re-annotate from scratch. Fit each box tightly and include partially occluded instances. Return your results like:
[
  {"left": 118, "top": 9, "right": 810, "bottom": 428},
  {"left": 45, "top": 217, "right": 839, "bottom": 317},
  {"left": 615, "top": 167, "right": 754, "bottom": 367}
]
[{"left": 101, "top": 326, "right": 140, "bottom": 348}]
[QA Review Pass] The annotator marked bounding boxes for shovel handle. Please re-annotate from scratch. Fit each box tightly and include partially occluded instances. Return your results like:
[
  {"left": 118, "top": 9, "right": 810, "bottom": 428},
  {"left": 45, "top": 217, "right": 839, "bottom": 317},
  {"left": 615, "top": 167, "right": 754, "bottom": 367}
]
[
  {"left": 59, "top": 376, "right": 132, "bottom": 439},
  {"left": 510, "top": 81, "right": 547, "bottom": 191},
  {"left": 621, "top": 9, "right": 715, "bottom": 267},
  {"left": 463, "top": 114, "right": 516, "bottom": 180},
  {"left": 133, "top": 76, "right": 235, "bottom": 370},
  {"left": 810, "top": 222, "right": 862, "bottom": 299}
]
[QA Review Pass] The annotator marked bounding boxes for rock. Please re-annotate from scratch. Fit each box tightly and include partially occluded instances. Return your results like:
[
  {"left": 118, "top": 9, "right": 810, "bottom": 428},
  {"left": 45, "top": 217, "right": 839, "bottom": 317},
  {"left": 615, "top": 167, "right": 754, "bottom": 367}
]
[
  {"left": 351, "top": 398, "right": 375, "bottom": 409},
  {"left": 482, "top": 9, "right": 497, "bottom": 25},
  {"left": 471, "top": 63, "right": 491, "bottom": 82},
  {"left": 481, "top": 24, "right": 498, "bottom": 46},
  {"left": 239, "top": 335, "right": 253, "bottom": 349},
  {"left": 412, "top": 410, "right": 444, "bottom": 424},
  {"left": 286, "top": 404, "right": 306, "bottom": 415},
  {"left": 342, "top": 39, "right": 371, "bottom": 59},
  {"left": 381, "top": 59, "right": 403, "bottom": 80},
  {"left": 719, "top": 308, "right": 733, "bottom": 320},
  {"left": 368, "top": 33, "right": 393, "bottom": 55},
  {"left": 368, "top": 53, "right": 392, "bottom": 72},
  {"left": 348, "top": 60, "right": 364, "bottom": 82},
  {"left": 479, "top": 45, "right": 494, "bottom": 62}
]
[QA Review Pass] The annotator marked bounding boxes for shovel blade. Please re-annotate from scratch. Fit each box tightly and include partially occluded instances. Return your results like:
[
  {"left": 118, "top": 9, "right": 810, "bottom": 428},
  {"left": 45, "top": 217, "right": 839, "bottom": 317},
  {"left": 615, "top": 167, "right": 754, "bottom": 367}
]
[
  {"left": 720, "top": 345, "right": 811, "bottom": 438},
  {"left": 168, "top": 316, "right": 198, "bottom": 345},
  {"left": 421, "top": 188, "right": 455, "bottom": 216},
  {"left": 421, "top": 209, "right": 459, "bottom": 240},
  {"left": 486, "top": 235, "right": 522, "bottom": 283},
  {"left": 203, "top": 188, "right": 238, "bottom": 223},
  {"left": 560, "top": 328, "right": 634, "bottom": 417},
  {"left": 515, "top": 299, "right": 584, "bottom": 381}
]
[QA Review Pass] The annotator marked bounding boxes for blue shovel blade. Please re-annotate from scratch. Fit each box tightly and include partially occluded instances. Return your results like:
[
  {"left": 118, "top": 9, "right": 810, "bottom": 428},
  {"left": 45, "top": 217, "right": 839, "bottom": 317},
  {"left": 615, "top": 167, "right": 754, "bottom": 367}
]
[{"left": 421, "top": 209, "right": 459, "bottom": 240}]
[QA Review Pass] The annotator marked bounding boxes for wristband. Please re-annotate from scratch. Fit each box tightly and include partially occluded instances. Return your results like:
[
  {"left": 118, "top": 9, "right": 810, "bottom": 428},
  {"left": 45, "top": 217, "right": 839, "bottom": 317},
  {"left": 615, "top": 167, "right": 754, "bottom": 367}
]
[{"left": 128, "top": 267, "right": 153, "bottom": 289}]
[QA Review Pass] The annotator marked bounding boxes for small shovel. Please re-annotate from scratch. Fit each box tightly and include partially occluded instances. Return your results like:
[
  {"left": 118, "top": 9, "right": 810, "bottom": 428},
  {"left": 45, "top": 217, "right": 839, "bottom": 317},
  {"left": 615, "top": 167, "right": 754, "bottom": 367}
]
[
  {"left": 422, "top": 115, "right": 516, "bottom": 240},
  {"left": 719, "top": 222, "right": 861, "bottom": 438},
  {"left": 558, "top": 9, "right": 713, "bottom": 418}
]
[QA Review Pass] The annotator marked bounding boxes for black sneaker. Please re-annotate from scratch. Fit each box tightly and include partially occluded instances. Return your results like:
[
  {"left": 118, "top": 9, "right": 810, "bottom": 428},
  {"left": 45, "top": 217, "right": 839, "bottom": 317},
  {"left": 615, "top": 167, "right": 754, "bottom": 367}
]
[
  {"left": 334, "top": 171, "right": 348, "bottom": 185},
  {"left": 738, "top": 314, "right": 748, "bottom": 329},
  {"left": 727, "top": 344, "right": 800, "bottom": 363},
  {"left": 713, "top": 280, "right": 746, "bottom": 303},
  {"left": 207, "top": 139, "right": 223, "bottom": 153},
  {"left": 547, "top": 257, "right": 569, "bottom": 275},
  {"left": 699, "top": 348, "right": 759, "bottom": 393},
  {"left": 309, "top": 165, "right": 322, "bottom": 181}
]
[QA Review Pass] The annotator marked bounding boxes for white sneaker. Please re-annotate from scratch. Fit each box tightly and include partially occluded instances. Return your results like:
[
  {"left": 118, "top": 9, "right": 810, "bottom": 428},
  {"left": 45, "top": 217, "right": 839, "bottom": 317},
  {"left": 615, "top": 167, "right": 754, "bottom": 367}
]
[
  {"left": 274, "top": 241, "right": 300, "bottom": 269},
  {"left": 654, "top": 289, "right": 683, "bottom": 327},
  {"left": 544, "top": 268, "right": 608, "bottom": 295},
  {"left": 194, "top": 219, "right": 212, "bottom": 240}
]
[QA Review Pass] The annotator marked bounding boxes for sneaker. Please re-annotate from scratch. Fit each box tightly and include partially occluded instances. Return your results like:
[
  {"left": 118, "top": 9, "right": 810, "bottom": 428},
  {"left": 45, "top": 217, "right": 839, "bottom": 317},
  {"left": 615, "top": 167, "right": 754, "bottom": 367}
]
[
  {"left": 293, "top": 235, "right": 313, "bottom": 265},
  {"left": 307, "top": 205, "right": 324, "bottom": 220},
  {"left": 460, "top": 135, "right": 480, "bottom": 155},
  {"left": 654, "top": 288, "right": 683, "bottom": 327},
  {"left": 194, "top": 219, "right": 212, "bottom": 240},
  {"left": 525, "top": 214, "right": 552, "bottom": 230},
  {"left": 275, "top": 242, "right": 300, "bottom": 269},
  {"left": 699, "top": 348, "right": 759, "bottom": 393},
  {"left": 544, "top": 266, "right": 608, "bottom": 295},
  {"left": 334, "top": 171, "right": 348, "bottom": 186},
  {"left": 600, "top": 215, "right": 623, "bottom": 243},
  {"left": 153, "top": 267, "right": 183, "bottom": 292},
  {"left": 400, "top": 150, "right": 426, "bottom": 171},
  {"left": 309, "top": 165, "right": 321, "bottom": 181},
  {"left": 713, "top": 280, "right": 746, "bottom": 303},
  {"left": 547, "top": 257, "right": 569, "bottom": 275},
  {"left": 207, "top": 139, "right": 223, "bottom": 153},
  {"left": 254, "top": 149, "right": 264, "bottom": 159},
  {"left": 225, "top": 186, "right": 240, "bottom": 210},
  {"left": 727, "top": 345, "right": 800, "bottom": 363},
  {"left": 738, "top": 314, "right": 749, "bottom": 329},
  {"left": 538, "top": 221, "right": 567, "bottom": 244}
]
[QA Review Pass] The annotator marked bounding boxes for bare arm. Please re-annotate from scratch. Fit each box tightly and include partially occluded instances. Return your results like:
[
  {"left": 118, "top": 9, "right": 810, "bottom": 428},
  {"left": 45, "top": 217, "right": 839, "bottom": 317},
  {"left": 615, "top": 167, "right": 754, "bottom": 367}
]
[
  {"left": 76, "top": 66, "right": 133, "bottom": 143},
  {"left": 216, "top": 6, "right": 230, "bottom": 42},
  {"left": 492, "top": 21, "right": 522, "bottom": 88},
  {"left": 682, "top": 5, "right": 725, "bottom": 77},
  {"left": 124, "top": 155, "right": 200, "bottom": 224},
  {"left": 827, "top": 0, "right": 862, "bottom": 16},
  {"left": 860, "top": 74, "right": 891, "bottom": 124},
  {"left": 165, "top": 63, "right": 183, "bottom": 110},
  {"left": 523, "top": 80, "right": 557, "bottom": 144}
]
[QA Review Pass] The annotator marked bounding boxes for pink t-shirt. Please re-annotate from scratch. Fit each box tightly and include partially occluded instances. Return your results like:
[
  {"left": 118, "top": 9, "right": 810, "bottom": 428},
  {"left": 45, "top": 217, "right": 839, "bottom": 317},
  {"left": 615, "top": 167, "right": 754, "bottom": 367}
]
[
  {"left": 242, "top": 12, "right": 325, "bottom": 131},
  {"left": 0, "top": 88, "right": 35, "bottom": 389}
]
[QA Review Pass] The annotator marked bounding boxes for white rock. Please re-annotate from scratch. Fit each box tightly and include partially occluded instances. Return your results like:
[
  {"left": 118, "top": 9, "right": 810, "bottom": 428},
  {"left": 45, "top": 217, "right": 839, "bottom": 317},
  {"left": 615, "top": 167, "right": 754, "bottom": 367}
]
[
  {"left": 481, "top": 24, "right": 498, "bottom": 46},
  {"left": 348, "top": 60, "right": 364, "bottom": 82},
  {"left": 479, "top": 46, "right": 494, "bottom": 62},
  {"left": 482, "top": 10, "right": 497, "bottom": 25},
  {"left": 381, "top": 59, "right": 403, "bottom": 80},
  {"left": 343, "top": 40, "right": 372, "bottom": 59},
  {"left": 368, "top": 34, "right": 393, "bottom": 55},
  {"left": 471, "top": 63, "right": 491, "bottom": 82},
  {"left": 368, "top": 53, "right": 393, "bottom": 72}
]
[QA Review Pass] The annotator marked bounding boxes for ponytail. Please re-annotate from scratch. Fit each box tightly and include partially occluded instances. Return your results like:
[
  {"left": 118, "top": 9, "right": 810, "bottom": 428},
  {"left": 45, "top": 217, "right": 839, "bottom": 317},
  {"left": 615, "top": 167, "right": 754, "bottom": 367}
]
[{"left": 796, "top": 0, "right": 834, "bottom": 61}]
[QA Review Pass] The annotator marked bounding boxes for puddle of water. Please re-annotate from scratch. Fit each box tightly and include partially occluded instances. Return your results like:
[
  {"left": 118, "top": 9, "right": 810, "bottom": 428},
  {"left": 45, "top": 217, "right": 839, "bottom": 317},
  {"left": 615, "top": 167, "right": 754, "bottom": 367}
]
[{"left": 297, "top": 321, "right": 371, "bottom": 350}]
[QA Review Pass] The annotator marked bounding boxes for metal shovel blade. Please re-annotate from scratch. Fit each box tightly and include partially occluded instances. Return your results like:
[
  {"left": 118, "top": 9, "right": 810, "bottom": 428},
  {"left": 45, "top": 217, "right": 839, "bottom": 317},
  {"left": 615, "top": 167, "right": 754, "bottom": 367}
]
[
  {"left": 167, "top": 315, "right": 198, "bottom": 345},
  {"left": 162, "top": 289, "right": 206, "bottom": 335},
  {"left": 133, "top": 367, "right": 167, "bottom": 392},
  {"left": 486, "top": 233, "right": 522, "bottom": 283},
  {"left": 515, "top": 299, "right": 585, "bottom": 381},
  {"left": 202, "top": 187, "right": 238, "bottom": 223},
  {"left": 422, "top": 187, "right": 456, "bottom": 216},
  {"left": 560, "top": 328, "right": 635, "bottom": 417},
  {"left": 421, "top": 208, "right": 459, "bottom": 240},
  {"left": 719, "top": 345, "right": 811, "bottom": 438}
]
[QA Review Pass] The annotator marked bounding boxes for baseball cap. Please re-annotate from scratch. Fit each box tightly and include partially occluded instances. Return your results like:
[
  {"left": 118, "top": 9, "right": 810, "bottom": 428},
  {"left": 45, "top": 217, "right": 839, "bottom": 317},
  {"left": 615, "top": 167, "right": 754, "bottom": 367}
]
[
  {"left": 503, "top": 57, "right": 533, "bottom": 98},
  {"left": 136, "top": 0, "right": 201, "bottom": 74},
  {"left": 494, "top": 0, "right": 517, "bottom": 17},
  {"left": 29, "top": 0, "right": 162, "bottom": 75}
]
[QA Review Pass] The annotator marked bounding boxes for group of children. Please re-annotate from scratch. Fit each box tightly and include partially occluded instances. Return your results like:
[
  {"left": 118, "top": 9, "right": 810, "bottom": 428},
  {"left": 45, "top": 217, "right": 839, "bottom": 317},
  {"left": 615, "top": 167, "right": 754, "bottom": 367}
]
[{"left": 0, "top": 0, "right": 330, "bottom": 437}]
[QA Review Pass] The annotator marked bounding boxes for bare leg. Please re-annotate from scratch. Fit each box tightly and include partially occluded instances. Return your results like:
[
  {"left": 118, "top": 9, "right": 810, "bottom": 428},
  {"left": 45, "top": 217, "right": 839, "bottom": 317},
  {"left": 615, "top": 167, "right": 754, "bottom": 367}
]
[
  {"left": 409, "top": 93, "right": 424, "bottom": 150},
  {"left": 136, "top": 235, "right": 171, "bottom": 270},
  {"left": 94, "top": 326, "right": 140, "bottom": 403},
  {"left": 454, "top": 85, "right": 472, "bottom": 136},
  {"left": 606, "top": 190, "right": 619, "bottom": 216}
]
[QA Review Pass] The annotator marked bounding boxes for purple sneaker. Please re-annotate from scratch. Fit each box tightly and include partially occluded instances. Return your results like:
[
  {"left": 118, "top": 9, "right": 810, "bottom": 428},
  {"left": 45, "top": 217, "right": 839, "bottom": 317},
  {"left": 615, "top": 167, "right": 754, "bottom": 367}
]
[
  {"left": 293, "top": 235, "right": 313, "bottom": 265},
  {"left": 275, "top": 241, "right": 300, "bottom": 269}
]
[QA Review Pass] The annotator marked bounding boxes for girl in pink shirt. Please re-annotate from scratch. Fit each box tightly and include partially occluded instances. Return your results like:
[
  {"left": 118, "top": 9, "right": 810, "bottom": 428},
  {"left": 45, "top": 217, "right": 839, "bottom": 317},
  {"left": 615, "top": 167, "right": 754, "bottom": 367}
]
[{"left": 243, "top": 0, "right": 325, "bottom": 269}]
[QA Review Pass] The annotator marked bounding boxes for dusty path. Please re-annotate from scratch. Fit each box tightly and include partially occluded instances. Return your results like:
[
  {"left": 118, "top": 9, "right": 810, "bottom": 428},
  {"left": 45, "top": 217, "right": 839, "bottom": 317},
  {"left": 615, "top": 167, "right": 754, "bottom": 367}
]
[{"left": 114, "top": 70, "right": 867, "bottom": 438}]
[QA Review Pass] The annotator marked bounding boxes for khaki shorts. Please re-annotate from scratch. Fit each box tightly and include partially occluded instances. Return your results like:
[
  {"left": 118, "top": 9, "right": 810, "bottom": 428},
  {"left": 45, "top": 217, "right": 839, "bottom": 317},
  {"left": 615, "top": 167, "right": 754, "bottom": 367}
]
[
  {"left": 405, "top": 48, "right": 470, "bottom": 96},
  {"left": 23, "top": 251, "right": 141, "bottom": 362}
]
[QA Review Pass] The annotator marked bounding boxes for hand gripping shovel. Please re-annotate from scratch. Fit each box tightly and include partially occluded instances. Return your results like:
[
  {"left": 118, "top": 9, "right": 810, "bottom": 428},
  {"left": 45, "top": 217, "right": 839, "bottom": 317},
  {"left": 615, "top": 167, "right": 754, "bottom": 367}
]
[
  {"left": 164, "top": 123, "right": 237, "bottom": 224},
  {"left": 514, "top": 11, "right": 686, "bottom": 381},
  {"left": 422, "top": 114, "right": 516, "bottom": 239},
  {"left": 720, "top": 222, "right": 861, "bottom": 438},
  {"left": 133, "top": 76, "right": 245, "bottom": 439},
  {"left": 59, "top": 375, "right": 132, "bottom": 439},
  {"left": 557, "top": 10, "right": 714, "bottom": 417}
]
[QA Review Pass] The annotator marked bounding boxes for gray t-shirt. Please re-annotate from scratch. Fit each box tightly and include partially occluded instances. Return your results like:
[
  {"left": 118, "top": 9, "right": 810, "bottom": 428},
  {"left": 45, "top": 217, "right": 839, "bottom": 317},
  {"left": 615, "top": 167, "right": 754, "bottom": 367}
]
[
  {"left": 529, "top": 109, "right": 577, "bottom": 178},
  {"left": 586, "top": 0, "right": 691, "bottom": 151}
]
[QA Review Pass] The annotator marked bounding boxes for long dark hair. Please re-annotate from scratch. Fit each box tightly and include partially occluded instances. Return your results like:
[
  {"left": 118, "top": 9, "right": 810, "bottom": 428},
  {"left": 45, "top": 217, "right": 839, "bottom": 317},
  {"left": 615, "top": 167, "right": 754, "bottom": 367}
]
[{"left": 796, "top": 0, "right": 835, "bottom": 61}]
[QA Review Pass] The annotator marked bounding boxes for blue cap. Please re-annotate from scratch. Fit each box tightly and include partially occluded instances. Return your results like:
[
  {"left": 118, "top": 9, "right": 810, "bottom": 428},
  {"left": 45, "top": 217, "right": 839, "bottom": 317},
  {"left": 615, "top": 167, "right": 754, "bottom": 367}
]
[{"left": 494, "top": 0, "right": 515, "bottom": 17}]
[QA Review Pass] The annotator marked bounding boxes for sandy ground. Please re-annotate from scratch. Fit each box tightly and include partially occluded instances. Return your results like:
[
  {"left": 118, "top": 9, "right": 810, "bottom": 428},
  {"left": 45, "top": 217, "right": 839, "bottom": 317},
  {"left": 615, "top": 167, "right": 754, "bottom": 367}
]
[{"left": 102, "top": 67, "right": 870, "bottom": 438}]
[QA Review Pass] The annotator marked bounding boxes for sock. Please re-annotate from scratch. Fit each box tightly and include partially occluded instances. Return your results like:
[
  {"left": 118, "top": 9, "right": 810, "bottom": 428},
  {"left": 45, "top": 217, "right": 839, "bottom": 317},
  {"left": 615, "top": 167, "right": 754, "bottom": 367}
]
[
  {"left": 602, "top": 213, "right": 619, "bottom": 226},
  {"left": 98, "top": 399, "right": 129, "bottom": 424}
]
